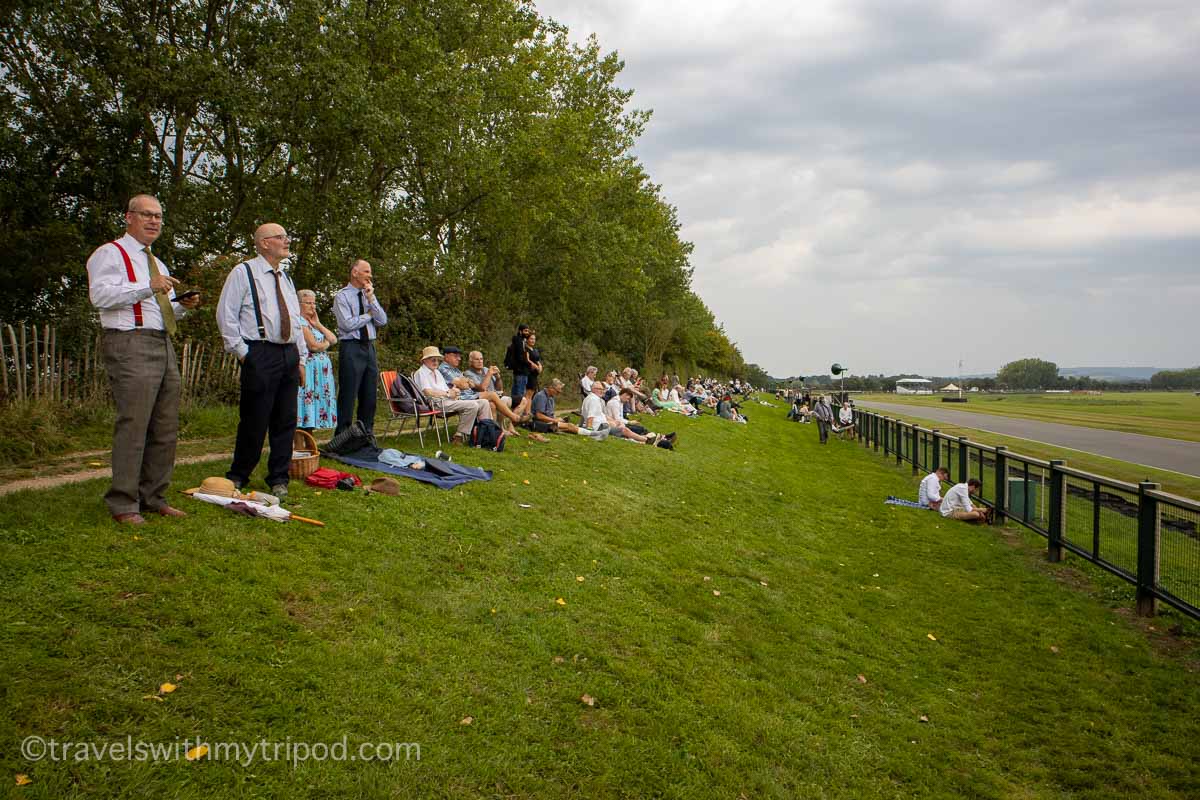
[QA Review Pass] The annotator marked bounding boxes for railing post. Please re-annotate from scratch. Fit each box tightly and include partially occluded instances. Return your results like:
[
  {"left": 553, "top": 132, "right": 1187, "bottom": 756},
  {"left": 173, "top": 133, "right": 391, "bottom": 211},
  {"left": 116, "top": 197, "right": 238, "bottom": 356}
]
[
  {"left": 958, "top": 437, "right": 969, "bottom": 484},
  {"left": 1136, "top": 481, "right": 1162, "bottom": 617},
  {"left": 873, "top": 416, "right": 880, "bottom": 452},
  {"left": 993, "top": 446, "right": 1008, "bottom": 523},
  {"left": 931, "top": 430, "right": 940, "bottom": 472},
  {"left": 883, "top": 417, "right": 890, "bottom": 455},
  {"left": 1047, "top": 459, "right": 1066, "bottom": 563},
  {"left": 896, "top": 421, "right": 904, "bottom": 466}
]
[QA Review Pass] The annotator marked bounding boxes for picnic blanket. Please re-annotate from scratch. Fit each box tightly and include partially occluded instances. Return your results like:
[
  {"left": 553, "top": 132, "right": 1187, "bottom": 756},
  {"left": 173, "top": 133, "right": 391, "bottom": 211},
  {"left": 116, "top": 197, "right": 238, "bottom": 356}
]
[
  {"left": 328, "top": 450, "right": 492, "bottom": 490},
  {"left": 885, "top": 496, "right": 934, "bottom": 510}
]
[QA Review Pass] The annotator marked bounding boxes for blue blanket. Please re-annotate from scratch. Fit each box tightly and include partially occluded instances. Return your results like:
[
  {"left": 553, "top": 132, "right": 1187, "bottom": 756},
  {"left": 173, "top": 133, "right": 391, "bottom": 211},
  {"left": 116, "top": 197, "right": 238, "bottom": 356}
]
[{"left": 327, "top": 451, "right": 492, "bottom": 490}]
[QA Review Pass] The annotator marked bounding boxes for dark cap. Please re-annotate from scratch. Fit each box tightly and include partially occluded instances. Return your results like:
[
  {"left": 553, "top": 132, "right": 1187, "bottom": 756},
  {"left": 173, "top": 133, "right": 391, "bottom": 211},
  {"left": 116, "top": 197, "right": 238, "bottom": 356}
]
[{"left": 442, "top": 346, "right": 462, "bottom": 355}]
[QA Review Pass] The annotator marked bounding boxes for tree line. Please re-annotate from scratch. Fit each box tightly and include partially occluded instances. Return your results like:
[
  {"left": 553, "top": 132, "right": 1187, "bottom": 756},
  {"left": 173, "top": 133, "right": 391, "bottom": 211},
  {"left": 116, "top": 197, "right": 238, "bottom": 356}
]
[{"left": 0, "top": 0, "right": 748, "bottom": 384}]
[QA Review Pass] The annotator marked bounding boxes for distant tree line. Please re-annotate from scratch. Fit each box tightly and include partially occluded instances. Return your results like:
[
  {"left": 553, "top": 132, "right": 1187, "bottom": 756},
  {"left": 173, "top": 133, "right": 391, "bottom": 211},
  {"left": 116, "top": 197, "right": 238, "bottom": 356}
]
[
  {"left": 1150, "top": 368, "right": 1200, "bottom": 390},
  {"left": 0, "top": 0, "right": 749, "bottom": 382}
]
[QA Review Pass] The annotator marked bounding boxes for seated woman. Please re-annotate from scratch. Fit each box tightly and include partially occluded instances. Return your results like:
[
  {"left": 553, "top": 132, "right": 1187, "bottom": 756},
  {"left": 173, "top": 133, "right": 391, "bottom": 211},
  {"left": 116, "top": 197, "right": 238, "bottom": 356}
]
[{"left": 651, "top": 375, "right": 695, "bottom": 415}]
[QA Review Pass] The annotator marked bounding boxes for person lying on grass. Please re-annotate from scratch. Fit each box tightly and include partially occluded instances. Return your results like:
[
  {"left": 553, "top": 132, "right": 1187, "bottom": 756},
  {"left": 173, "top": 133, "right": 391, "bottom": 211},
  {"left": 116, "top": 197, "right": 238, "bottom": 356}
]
[
  {"left": 919, "top": 466, "right": 950, "bottom": 510},
  {"left": 521, "top": 379, "right": 609, "bottom": 441},
  {"left": 940, "top": 477, "right": 992, "bottom": 523}
]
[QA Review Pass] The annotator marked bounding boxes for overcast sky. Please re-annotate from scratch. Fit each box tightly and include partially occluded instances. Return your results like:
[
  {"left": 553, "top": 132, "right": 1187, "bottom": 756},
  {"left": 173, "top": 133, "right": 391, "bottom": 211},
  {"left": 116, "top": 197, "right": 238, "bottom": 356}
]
[{"left": 535, "top": 0, "right": 1200, "bottom": 378}]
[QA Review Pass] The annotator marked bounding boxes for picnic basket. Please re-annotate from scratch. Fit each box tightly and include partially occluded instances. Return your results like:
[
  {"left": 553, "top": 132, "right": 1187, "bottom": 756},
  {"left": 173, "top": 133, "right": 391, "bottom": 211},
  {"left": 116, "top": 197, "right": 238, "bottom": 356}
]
[{"left": 289, "top": 429, "right": 320, "bottom": 479}]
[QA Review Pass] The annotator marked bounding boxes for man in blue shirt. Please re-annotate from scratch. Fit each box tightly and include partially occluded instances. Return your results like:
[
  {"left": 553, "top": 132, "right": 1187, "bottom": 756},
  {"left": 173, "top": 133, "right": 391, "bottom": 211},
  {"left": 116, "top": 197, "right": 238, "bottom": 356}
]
[
  {"left": 439, "top": 346, "right": 525, "bottom": 434},
  {"left": 334, "top": 259, "right": 388, "bottom": 434}
]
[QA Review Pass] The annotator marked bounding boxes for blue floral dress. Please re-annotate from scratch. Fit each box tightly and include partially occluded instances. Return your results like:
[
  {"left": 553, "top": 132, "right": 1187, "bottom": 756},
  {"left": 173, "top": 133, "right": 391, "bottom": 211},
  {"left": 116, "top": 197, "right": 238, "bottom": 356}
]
[{"left": 297, "top": 320, "right": 337, "bottom": 430}]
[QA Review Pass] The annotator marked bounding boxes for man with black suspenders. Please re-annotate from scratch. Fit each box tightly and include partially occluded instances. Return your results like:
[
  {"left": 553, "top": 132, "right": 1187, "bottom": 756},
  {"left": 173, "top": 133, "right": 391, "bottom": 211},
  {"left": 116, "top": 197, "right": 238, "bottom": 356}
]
[
  {"left": 216, "top": 223, "right": 308, "bottom": 500},
  {"left": 86, "top": 194, "right": 202, "bottom": 524}
]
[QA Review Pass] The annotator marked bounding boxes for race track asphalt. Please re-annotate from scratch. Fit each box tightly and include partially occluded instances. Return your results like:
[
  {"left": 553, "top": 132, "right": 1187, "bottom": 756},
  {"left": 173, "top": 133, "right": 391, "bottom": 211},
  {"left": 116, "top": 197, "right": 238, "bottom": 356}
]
[{"left": 856, "top": 400, "right": 1200, "bottom": 478}]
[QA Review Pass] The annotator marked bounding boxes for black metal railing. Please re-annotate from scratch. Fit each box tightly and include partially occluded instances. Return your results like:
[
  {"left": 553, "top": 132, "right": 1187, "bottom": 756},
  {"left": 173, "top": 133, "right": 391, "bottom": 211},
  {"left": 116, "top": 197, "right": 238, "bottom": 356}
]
[{"left": 853, "top": 408, "right": 1200, "bottom": 621}]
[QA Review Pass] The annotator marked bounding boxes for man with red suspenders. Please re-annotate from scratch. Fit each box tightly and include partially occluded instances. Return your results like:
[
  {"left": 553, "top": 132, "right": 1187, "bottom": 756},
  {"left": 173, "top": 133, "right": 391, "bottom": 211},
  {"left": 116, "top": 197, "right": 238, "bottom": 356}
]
[{"left": 85, "top": 194, "right": 202, "bottom": 524}]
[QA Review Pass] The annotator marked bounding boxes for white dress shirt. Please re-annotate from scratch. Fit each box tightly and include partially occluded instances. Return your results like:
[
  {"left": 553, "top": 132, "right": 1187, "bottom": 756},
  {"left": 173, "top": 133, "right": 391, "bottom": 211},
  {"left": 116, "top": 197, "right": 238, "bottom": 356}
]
[
  {"left": 215, "top": 255, "right": 306, "bottom": 362},
  {"left": 580, "top": 375, "right": 594, "bottom": 395},
  {"left": 414, "top": 363, "right": 449, "bottom": 395},
  {"left": 940, "top": 483, "right": 975, "bottom": 517},
  {"left": 919, "top": 472, "right": 943, "bottom": 507},
  {"left": 605, "top": 395, "right": 627, "bottom": 424},
  {"left": 580, "top": 393, "right": 606, "bottom": 430},
  {"left": 86, "top": 233, "right": 187, "bottom": 331}
]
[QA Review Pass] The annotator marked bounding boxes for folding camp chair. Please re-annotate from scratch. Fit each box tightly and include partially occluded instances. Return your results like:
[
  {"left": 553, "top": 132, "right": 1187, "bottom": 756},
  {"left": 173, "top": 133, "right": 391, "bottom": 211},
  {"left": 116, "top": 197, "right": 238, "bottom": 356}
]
[
  {"left": 411, "top": 369, "right": 459, "bottom": 444},
  {"left": 379, "top": 370, "right": 445, "bottom": 448}
]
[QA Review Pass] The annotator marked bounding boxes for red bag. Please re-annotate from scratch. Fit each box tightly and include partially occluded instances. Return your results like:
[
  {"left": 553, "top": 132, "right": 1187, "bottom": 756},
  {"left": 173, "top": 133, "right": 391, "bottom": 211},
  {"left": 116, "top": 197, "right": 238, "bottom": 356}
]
[{"left": 305, "top": 467, "right": 361, "bottom": 489}]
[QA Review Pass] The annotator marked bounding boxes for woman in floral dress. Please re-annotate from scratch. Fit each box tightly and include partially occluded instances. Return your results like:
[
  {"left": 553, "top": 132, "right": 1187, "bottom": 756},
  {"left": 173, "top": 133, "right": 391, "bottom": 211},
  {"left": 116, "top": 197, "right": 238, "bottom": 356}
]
[{"left": 297, "top": 289, "right": 338, "bottom": 432}]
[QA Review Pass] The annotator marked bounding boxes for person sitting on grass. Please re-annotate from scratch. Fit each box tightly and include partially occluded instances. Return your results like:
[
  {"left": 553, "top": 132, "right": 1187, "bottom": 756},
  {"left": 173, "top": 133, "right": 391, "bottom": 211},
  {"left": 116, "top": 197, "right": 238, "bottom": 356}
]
[
  {"left": 651, "top": 374, "right": 697, "bottom": 416},
  {"left": 439, "top": 346, "right": 526, "bottom": 436},
  {"left": 580, "top": 365, "right": 598, "bottom": 397},
  {"left": 940, "top": 478, "right": 991, "bottom": 523},
  {"left": 522, "top": 378, "right": 609, "bottom": 441},
  {"left": 582, "top": 380, "right": 671, "bottom": 447},
  {"left": 716, "top": 393, "right": 747, "bottom": 423},
  {"left": 919, "top": 467, "right": 950, "bottom": 510}
]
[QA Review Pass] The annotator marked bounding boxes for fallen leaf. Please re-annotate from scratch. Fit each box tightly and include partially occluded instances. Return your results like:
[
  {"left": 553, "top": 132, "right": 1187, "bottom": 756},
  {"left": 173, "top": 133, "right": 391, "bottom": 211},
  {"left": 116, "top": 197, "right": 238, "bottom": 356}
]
[
  {"left": 186, "top": 744, "right": 208, "bottom": 761},
  {"left": 927, "top": 634, "right": 937, "bottom": 642},
  {"left": 132, "top": 536, "right": 141, "bottom": 541},
  {"left": 712, "top": 590, "right": 721, "bottom": 597},
  {"left": 87, "top": 461, "right": 104, "bottom": 467},
  {"left": 703, "top": 576, "right": 712, "bottom": 582},
  {"left": 580, "top": 694, "right": 596, "bottom": 707},
  {"left": 850, "top": 714, "right": 859, "bottom": 719},
  {"left": 1050, "top": 645, "right": 1060, "bottom": 654},
  {"left": 918, "top": 715, "right": 930, "bottom": 724},
  {"left": 555, "top": 597, "right": 566, "bottom": 606},
  {"left": 856, "top": 674, "right": 868, "bottom": 684},
  {"left": 15, "top": 774, "right": 32, "bottom": 786},
  {"left": 759, "top": 580, "right": 768, "bottom": 587},
  {"left": 522, "top": 452, "right": 529, "bottom": 457},
  {"left": 522, "top": 479, "right": 530, "bottom": 485},
  {"left": 873, "top": 573, "right": 880, "bottom": 578},
  {"left": 314, "top": 491, "right": 322, "bottom": 496},
  {"left": 460, "top": 716, "right": 473, "bottom": 725},
  {"left": 530, "top": 532, "right": 539, "bottom": 538},
  {"left": 519, "top": 503, "right": 533, "bottom": 509},
  {"left": 490, "top": 608, "right": 497, "bottom": 614},
  {"left": 553, "top": 656, "right": 565, "bottom": 664},
  {"left": 576, "top": 576, "right": 585, "bottom": 582},
  {"left": 159, "top": 682, "right": 177, "bottom": 694},
  {"left": 142, "top": 694, "right": 164, "bottom": 702}
]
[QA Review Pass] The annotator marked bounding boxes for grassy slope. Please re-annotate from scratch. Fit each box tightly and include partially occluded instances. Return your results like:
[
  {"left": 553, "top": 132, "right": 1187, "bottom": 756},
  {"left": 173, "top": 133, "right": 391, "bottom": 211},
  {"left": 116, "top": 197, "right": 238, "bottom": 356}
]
[
  {"left": 857, "top": 392, "right": 1200, "bottom": 443},
  {"left": 2, "top": 400, "right": 1199, "bottom": 799}
]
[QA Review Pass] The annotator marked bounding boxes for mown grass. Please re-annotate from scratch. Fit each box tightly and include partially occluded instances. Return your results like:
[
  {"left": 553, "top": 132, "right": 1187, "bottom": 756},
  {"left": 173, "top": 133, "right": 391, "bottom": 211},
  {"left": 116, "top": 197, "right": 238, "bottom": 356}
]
[
  {"left": 858, "top": 391, "right": 1200, "bottom": 443},
  {"left": 2, "top": 399, "right": 1199, "bottom": 798}
]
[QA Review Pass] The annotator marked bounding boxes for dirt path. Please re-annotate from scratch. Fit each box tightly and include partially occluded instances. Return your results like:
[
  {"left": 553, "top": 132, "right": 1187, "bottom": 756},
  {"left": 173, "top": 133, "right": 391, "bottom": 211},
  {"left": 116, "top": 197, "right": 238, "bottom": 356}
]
[{"left": 0, "top": 451, "right": 231, "bottom": 496}]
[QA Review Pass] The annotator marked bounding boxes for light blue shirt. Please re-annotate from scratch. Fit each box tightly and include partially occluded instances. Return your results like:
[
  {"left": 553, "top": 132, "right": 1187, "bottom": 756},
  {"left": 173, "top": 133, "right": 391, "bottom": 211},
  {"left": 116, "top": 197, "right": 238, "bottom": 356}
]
[
  {"left": 215, "top": 255, "right": 306, "bottom": 363},
  {"left": 334, "top": 283, "right": 388, "bottom": 341}
]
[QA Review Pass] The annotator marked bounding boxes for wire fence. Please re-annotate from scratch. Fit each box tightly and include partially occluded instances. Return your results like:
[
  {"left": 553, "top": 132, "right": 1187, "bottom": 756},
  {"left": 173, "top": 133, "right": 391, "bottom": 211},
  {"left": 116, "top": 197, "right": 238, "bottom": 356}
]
[{"left": 854, "top": 408, "right": 1200, "bottom": 621}]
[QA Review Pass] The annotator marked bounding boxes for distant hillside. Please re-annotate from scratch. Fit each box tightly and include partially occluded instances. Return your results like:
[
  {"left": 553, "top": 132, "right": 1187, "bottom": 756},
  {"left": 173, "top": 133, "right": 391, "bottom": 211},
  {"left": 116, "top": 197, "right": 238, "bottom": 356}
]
[{"left": 1059, "top": 367, "right": 1169, "bottom": 382}]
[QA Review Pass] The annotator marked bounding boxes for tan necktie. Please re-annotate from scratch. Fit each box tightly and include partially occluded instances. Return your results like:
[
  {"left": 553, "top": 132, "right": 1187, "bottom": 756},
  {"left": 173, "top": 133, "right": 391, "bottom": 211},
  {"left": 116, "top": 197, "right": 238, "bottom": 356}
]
[
  {"left": 145, "top": 246, "right": 177, "bottom": 335},
  {"left": 272, "top": 271, "right": 292, "bottom": 341}
]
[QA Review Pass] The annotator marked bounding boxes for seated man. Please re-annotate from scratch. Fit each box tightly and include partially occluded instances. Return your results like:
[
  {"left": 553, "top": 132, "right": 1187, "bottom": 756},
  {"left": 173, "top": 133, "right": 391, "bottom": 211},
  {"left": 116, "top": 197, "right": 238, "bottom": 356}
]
[
  {"left": 604, "top": 386, "right": 676, "bottom": 448},
  {"left": 523, "top": 378, "right": 608, "bottom": 440},
  {"left": 580, "top": 366, "right": 598, "bottom": 397},
  {"left": 465, "top": 349, "right": 504, "bottom": 394},
  {"left": 414, "top": 346, "right": 492, "bottom": 445},
  {"left": 919, "top": 466, "right": 949, "bottom": 510},
  {"left": 440, "top": 346, "right": 525, "bottom": 435},
  {"left": 940, "top": 477, "right": 991, "bottom": 523}
]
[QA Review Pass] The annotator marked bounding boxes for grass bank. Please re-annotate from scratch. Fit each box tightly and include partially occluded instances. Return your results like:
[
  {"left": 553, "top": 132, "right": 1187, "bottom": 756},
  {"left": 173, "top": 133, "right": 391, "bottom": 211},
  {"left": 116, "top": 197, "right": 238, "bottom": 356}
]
[{"left": 2, "top": 399, "right": 1198, "bottom": 798}]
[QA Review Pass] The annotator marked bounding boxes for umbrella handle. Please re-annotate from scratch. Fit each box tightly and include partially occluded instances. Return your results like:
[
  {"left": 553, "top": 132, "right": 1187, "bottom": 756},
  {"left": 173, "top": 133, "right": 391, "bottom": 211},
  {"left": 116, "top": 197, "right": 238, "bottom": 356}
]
[{"left": 288, "top": 514, "right": 325, "bottom": 527}]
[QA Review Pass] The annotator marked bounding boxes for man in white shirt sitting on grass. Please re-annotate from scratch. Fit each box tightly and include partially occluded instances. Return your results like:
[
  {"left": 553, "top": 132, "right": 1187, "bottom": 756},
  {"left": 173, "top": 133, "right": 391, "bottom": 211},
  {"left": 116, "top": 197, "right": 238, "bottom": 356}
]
[
  {"left": 919, "top": 467, "right": 949, "bottom": 510},
  {"left": 940, "top": 478, "right": 991, "bottom": 523}
]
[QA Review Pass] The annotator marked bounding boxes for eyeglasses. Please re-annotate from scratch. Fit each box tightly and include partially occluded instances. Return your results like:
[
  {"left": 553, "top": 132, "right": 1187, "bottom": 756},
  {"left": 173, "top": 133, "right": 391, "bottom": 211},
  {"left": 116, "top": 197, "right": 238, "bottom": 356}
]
[
  {"left": 131, "top": 210, "right": 163, "bottom": 221},
  {"left": 263, "top": 234, "right": 291, "bottom": 243}
]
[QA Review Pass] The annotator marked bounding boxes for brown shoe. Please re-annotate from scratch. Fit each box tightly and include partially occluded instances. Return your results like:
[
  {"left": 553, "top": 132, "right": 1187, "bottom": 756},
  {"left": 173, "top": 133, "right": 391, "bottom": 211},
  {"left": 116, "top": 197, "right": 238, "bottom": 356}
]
[
  {"left": 113, "top": 512, "right": 147, "bottom": 526},
  {"left": 148, "top": 505, "right": 188, "bottom": 518}
]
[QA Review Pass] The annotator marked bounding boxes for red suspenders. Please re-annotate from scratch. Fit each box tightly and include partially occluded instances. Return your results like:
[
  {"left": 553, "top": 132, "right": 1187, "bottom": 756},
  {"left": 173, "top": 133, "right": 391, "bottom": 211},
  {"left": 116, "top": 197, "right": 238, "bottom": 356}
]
[{"left": 109, "top": 240, "right": 143, "bottom": 327}]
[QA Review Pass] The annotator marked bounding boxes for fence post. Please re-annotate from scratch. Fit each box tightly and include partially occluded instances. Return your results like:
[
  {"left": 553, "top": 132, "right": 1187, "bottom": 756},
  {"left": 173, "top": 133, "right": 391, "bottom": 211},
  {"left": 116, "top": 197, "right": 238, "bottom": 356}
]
[
  {"left": 1047, "top": 459, "right": 1067, "bottom": 563},
  {"left": 911, "top": 425, "right": 919, "bottom": 475},
  {"left": 896, "top": 421, "right": 903, "bottom": 466},
  {"left": 883, "top": 417, "right": 891, "bottom": 455},
  {"left": 1136, "top": 481, "right": 1161, "bottom": 617},
  {"left": 958, "top": 437, "right": 969, "bottom": 484},
  {"left": 931, "top": 431, "right": 940, "bottom": 472},
  {"left": 993, "top": 446, "right": 1008, "bottom": 523},
  {"left": 873, "top": 416, "right": 880, "bottom": 452}
]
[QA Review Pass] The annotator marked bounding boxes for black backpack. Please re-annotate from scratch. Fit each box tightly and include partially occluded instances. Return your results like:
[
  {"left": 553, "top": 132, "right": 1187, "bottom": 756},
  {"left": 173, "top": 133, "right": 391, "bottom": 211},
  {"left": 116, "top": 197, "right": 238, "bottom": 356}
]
[
  {"left": 390, "top": 372, "right": 435, "bottom": 415},
  {"left": 469, "top": 418, "right": 507, "bottom": 452}
]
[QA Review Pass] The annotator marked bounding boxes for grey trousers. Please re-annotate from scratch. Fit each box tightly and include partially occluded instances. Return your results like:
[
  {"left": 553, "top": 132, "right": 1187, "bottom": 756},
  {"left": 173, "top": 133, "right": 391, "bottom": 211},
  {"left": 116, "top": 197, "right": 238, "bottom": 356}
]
[
  {"left": 438, "top": 398, "right": 490, "bottom": 436},
  {"left": 102, "top": 329, "right": 181, "bottom": 515}
]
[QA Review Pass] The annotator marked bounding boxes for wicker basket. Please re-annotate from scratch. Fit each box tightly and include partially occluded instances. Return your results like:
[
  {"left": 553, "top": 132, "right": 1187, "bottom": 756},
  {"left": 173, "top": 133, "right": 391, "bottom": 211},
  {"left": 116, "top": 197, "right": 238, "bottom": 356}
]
[{"left": 289, "top": 429, "right": 320, "bottom": 479}]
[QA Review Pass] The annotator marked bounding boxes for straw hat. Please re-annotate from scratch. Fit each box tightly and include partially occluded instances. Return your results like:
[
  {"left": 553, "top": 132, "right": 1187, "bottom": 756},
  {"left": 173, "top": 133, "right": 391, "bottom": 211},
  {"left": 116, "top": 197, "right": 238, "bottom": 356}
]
[
  {"left": 365, "top": 477, "right": 401, "bottom": 496},
  {"left": 185, "top": 476, "right": 240, "bottom": 498},
  {"left": 420, "top": 345, "right": 442, "bottom": 362}
]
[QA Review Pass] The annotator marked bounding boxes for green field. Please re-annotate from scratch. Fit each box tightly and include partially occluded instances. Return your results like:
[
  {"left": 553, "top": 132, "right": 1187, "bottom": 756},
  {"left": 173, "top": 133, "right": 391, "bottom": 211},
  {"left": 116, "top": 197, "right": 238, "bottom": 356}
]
[
  {"left": 2, "top": 400, "right": 1199, "bottom": 798},
  {"left": 857, "top": 391, "right": 1200, "bottom": 442}
]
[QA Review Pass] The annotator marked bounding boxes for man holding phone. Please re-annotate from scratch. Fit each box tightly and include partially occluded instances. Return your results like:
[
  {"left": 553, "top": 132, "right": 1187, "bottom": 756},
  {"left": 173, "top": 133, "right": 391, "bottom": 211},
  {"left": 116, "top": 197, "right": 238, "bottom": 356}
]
[
  {"left": 86, "top": 193, "right": 202, "bottom": 524},
  {"left": 334, "top": 259, "right": 388, "bottom": 435}
]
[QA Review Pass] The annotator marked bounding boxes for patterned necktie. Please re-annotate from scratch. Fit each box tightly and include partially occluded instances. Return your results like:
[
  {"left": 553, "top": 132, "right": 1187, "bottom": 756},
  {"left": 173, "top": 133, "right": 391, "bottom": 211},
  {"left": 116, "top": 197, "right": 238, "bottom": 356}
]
[
  {"left": 358, "top": 290, "right": 369, "bottom": 341},
  {"left": 145, "top": 246, "right": 177, "bottom": 335},
  {"left": 272, "top": 271, "right": 291, "bottom": 341}
]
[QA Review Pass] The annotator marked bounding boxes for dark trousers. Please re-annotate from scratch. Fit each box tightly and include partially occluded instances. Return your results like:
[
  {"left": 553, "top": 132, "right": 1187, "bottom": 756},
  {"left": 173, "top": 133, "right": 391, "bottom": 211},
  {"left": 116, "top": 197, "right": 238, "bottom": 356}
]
[
  {"left": 228, "top": 341, "right": 299, "bottom": 487},
  {"left": 102, "top": 330, "right": 180, "bottom": 515},
  {"left": 336, "top": 339, "right": 378, "bottom": 434},
  {"left": 817, "top": 419, "right": 830, "bottom": 444}
]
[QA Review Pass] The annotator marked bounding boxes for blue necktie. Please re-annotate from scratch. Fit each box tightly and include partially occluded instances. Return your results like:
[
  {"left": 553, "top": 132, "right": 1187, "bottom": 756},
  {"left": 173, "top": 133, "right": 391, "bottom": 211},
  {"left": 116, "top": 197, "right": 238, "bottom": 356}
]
[{"left": 358, "top": 291, "right": 369, "bottom": 342}]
